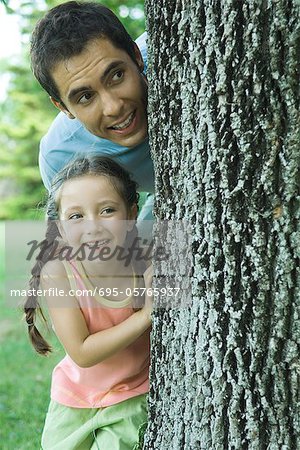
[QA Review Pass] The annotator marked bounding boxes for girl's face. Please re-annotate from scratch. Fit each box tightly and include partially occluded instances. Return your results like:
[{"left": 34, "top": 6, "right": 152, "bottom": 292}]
[{"left": 57, "top": 174, "right": 137, "bottom": 256}]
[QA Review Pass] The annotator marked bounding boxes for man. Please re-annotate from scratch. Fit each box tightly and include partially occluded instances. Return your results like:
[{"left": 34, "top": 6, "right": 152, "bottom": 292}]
[{"left": 31, "top": 1, "right": 154, "bottom": 222}]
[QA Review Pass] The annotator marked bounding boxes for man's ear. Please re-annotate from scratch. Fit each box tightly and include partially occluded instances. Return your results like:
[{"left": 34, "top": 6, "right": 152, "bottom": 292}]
[
  {"left": 133, "top": 43, "right": 144, "bottom": 73},
  {"left": 50, "top": 97, "right": 75, "bottom": 119}
]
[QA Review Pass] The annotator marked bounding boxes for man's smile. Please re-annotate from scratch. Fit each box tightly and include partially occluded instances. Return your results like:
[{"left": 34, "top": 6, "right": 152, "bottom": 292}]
[
  {"left": 108, "top": 111, "right": 138, "bottom": 136},
  {"left": 109, "top": 111, "right": 135, "bottom": 131}
]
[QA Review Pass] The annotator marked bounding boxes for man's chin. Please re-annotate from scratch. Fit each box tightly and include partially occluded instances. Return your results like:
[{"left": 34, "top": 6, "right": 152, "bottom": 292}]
[
  {"left": 113, "top": 131, "right": 148, "bottom": 149},
  {"left": 85, "top": 125, "right": 148, "bottom": 148}
]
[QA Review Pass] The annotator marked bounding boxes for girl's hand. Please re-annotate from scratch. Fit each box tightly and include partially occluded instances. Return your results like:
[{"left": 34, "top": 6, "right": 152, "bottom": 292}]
[
  {"left": 42, "top": 260, "right": 153, "bottom": 368},
  {"left": 141, "top": 264, "right": 153, "bottom": 324}
]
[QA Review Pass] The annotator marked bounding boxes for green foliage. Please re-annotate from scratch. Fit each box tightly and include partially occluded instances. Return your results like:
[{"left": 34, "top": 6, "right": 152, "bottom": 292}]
[
  {"left": 0, "top": 321, "right": 64, "bottom": 449},
  {"left": 0, "top": 0, "right": 145, "bottom": 219},
  {"left": 100, "top": 0, "right": 145, "bottom": 38},
  {"left": 0, "top": 222, "right": 63, "bottom": 448},
  {"left": 0, "top": 56, "right": 56, "bottom": 219}
]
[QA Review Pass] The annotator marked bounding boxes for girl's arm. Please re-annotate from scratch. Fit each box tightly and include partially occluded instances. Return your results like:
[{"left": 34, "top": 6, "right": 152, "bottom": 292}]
[{"left": 40, "top": 260, "right": 153, "bottom": 368}]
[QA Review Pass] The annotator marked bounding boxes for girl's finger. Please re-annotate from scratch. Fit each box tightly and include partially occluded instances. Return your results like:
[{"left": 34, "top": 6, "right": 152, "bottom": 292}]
[{"left": 143, "top": 264, "right": 153, "bottom": 281}]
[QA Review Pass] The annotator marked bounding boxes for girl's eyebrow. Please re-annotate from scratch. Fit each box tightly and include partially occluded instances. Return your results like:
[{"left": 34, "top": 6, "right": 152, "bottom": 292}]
[
  {"left": 62, "top": 206, "right": 82, "bottom": 213},
  {"left": 62, "top": 200, "right": 119, "bottom": 212}
]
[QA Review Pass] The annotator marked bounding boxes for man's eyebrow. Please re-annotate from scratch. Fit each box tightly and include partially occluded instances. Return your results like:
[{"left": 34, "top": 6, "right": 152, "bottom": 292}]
[
  {"left": 68, "top": 86, "right": 91, "bottom": 102},
  {"left": 101, "top": 60, "right": 124, "bottom": 81},
  {"left": 67, "top": 61, "right": 124, "bottom": 102}
]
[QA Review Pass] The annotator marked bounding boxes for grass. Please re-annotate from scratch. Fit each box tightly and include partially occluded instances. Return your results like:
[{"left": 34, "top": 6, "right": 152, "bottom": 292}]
[{"left": 0, "top": 222, "right": 64, "bottom": 449}]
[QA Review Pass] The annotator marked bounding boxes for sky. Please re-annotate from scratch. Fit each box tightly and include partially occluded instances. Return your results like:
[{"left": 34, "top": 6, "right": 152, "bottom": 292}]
[
  {"left": 0, "top": 3, "right": 22, "bottom": 59},
  {"left": 0, "top": 2, "right": 22, "bottom": 100}
]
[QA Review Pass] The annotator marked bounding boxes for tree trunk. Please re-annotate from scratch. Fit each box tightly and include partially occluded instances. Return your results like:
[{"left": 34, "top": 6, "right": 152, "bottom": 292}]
[{"left": 144, "top": 1, "right": 300, "bottom": 449}]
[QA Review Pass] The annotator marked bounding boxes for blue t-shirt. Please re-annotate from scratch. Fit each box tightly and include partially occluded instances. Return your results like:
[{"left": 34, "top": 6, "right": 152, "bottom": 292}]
[{"left": 39, "top": 33, "right": 154, "bottom": 193}]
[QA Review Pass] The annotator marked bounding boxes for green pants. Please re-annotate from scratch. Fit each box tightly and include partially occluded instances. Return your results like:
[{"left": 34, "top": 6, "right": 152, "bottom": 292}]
[{"left": 41, "top": 394, "right": 148, "bottom": 450}]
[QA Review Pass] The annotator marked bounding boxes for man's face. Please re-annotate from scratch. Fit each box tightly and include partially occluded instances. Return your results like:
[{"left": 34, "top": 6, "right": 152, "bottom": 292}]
[{"left": 51, "top": 37, "right": 148, "bottom": 148}]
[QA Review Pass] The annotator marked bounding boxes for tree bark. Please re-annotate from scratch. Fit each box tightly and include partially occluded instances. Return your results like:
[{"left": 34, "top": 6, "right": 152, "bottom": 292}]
[{"left": 145, "top": 1, "right": 300, "bottom": 449}]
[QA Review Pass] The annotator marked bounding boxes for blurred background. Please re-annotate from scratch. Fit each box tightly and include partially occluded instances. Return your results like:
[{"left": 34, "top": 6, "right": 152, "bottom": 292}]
[
  {"left": 0, "top": 1, "right": 145, "bottom": 448},
  {"left": 0, "top": 0, "right": 145, "bottom": 220}
]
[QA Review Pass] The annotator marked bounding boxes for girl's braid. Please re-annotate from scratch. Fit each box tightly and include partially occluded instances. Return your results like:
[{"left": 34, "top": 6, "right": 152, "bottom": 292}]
[{"left": 24, "top": 219, "right": 60, "bottom": 355}]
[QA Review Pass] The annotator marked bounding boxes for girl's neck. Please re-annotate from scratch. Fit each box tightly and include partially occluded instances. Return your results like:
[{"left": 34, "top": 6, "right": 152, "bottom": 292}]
[{"left": 80, "top": 256, "right": 132, "bottom": 279}]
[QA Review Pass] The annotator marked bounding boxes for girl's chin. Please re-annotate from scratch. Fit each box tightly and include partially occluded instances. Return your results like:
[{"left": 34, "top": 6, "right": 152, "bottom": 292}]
[{"left": 63, "top": 240, "right": 131, "bottom": 264}]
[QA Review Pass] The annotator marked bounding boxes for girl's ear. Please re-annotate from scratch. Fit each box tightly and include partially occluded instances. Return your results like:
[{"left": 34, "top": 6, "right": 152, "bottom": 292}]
[
  {"left": 130, "top": 204, "right": 138, "bottom": 220},
  {"left": 127, "top": 204, "right": 138, "bottom": 231},
  {"left": 57, "top": 221, "right": 67, "bottom": 242}
]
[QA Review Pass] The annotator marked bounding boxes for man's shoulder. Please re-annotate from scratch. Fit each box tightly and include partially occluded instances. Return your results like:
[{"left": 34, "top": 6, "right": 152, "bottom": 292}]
[
  {"left": 40, "top": 112, "right": 100, "bottom": 159},
  {"left": 135, "top": 32, "right": 147, "bottom": 51},
  {"left": 135, "top": 32, "right": 147, "bottom": 71},
  {"left": 43, "top": 112, "right": 84, "bottom": 144},
  {"left": 39, "top": 113, "right": 100, "bottom": 189}
]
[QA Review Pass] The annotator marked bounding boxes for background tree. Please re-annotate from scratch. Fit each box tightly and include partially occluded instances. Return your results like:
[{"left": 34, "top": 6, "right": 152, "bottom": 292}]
[
  {"left": 145, "top": 1, "right": 300, "bottom": 448},
  {"left": 0, "top": 0, "right": 145, "bottom": 219}
]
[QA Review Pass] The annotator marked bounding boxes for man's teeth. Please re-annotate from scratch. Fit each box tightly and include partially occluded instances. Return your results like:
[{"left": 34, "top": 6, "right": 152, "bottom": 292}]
[{"left": 111, "top": 112, "right": 134, "bottom": 130}]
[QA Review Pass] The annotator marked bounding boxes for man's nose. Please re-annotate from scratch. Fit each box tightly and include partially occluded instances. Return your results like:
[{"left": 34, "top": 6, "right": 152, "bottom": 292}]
[{"left": 101, "top": 91, "right": 124, "bottom": 117}]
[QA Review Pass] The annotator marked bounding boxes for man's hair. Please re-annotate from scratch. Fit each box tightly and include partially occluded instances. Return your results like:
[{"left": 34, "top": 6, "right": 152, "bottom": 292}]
[{"left": 30, "top": 1, "right": 137, "bottom": 102}]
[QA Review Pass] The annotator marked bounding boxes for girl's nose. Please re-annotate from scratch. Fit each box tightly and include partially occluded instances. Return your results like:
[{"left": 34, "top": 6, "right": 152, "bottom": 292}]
[{"left": 85, "top": 219, "right": 105, "bottom": 235}]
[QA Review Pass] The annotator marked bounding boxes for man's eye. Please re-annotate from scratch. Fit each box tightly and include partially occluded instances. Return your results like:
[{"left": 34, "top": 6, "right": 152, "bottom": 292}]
[
  {"left": 112, "top": 70, "right": 124, "bottom": 82},
  {"left": 78, "top": 93, "right": 93, "bottom": 104}
]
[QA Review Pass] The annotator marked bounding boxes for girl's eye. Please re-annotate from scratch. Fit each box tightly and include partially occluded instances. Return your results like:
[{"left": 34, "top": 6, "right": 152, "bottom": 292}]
[
  {"left": 112, "top": 70, "right": 124, "bottom": 82},
  {"left": 78, "top": 92, "right": 93, "bottom": 104},
  {"left": 69, "top": 213, "right": 82, "bottom": 220},
  {"left": 102, "top": 208, "right": 115, "bottom": 215}
]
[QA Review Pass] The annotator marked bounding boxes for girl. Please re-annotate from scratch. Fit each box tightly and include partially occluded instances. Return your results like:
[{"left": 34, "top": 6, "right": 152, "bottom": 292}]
[{"left": 24, "top": 156, "right": 153, "bottom": 450}]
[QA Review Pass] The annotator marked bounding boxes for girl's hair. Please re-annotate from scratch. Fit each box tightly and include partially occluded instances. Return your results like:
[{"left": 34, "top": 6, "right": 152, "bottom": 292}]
[{"left": 24, "top": 155, "right": 140, "bottom": 355}]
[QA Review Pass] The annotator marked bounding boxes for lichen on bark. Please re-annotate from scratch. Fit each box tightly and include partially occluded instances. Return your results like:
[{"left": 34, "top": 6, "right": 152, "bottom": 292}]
[{"left": 145, "top": 1, "right": 300, "bottom": 449}]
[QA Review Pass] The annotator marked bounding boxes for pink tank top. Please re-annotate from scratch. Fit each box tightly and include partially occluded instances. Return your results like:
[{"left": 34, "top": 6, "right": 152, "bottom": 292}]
[{"left": 50, "top": 260, "right": 150, "bottom": 408}]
